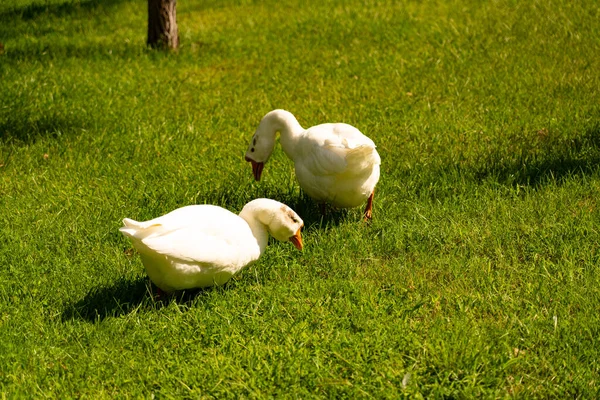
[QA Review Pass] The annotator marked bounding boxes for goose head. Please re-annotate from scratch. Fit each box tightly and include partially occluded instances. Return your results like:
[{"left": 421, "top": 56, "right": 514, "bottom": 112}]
[
  {"left": 244, "top": 130, "right": 275, "bottom": 181},
  {"left": 266, "top": 204, "right": 304, "bottom": 250},
  {"left": 240, "top": 199, "right": 304, "bottom": 250},
  {"left": 245, "top": 110, "right": 303, "bottom": 181}
]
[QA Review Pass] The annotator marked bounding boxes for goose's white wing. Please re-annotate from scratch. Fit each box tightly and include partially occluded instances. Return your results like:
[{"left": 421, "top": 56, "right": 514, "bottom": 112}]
[
  {"left": 126, "top": 205, "right": 228, "bottom": 234},
  {"left": 121, "top": 205, "right": 255, "bottom": 266},
  {"left": 300, "top": 123, "right": 379, "bottom": 176},
  {"left": 141, "top": 223, "right": 252, "bottom": 266}
]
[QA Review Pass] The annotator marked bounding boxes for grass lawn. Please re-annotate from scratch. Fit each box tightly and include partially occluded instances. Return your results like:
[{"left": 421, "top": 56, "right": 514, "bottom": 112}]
[{"left": 1, "top": 0, "right": 600, "bottom": 397}]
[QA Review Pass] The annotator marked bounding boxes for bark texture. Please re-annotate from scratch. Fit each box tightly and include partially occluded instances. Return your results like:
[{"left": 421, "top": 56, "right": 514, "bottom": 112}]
[{"left": 147, "top": 0, "right": 179, "bottom": 49}]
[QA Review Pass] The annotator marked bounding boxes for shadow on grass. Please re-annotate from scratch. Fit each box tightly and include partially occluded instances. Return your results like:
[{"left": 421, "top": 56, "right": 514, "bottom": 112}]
[
  {"left": 2, "top": 42, "right": 152, "bottom": 62},
  {"left": 257, "top": 190, "right": 351, "bottom": 230},
  {"left": 286, "top": 193, "right": 350, "bottom": 230},
  {"left": 0, "top": 0, "right": 129, "bottom": 21},
  {"left": 474, "top": 124, "right": 600, "bottom": 187},
  {"left": 61, "top": 277, "right": 212, "bottom": 322},
  {"left": 190, "top": 180, "right": 350, "bottom": 230},
  {"left": 0, "top": 113, "right": 86, "bottom": 145}
]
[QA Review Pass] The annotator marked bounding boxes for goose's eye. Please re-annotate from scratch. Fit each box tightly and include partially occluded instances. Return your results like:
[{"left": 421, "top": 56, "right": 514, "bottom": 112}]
[
  {"left": 286, "top": 210, "right": 299, "bottom": 224},
  {"left": 251, "top": 148, "right": 255, "bottom": 152}
]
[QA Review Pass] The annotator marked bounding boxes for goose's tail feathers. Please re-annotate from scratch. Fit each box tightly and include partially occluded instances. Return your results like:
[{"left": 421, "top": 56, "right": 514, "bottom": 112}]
[{"left": 119, "top": 218, "right": 163, "bottom": 240}]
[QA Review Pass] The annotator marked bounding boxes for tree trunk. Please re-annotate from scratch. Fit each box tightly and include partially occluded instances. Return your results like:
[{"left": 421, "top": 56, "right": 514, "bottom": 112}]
[{"left": 147, "top": 0, "right": 179, "bottom": 50}]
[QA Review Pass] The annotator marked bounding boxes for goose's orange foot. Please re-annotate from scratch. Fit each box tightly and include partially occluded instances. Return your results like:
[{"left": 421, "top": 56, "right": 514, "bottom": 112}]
[
  {"left": 149, "top": 283, "right": 166, "bottom": 301},
  {"left": 363, "top": 190, "right": 374, "bottom": 222}
]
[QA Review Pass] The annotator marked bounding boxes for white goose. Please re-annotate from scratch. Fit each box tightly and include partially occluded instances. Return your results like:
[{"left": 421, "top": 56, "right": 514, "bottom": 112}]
[
  {"left": 120, "top": 198, "right": 303, "bottom": 293},
  {"left": 244, "top": 110, "right": 381, "bottom": 220}
]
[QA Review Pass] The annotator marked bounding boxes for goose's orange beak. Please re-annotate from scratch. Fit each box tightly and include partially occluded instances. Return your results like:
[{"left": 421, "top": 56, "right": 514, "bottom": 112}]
[
  {"left": 289, "top": 228, "right": 303, "bottom": 250},
  {"left": 245, "top": 155, "right": 264, "bottom": 181}
]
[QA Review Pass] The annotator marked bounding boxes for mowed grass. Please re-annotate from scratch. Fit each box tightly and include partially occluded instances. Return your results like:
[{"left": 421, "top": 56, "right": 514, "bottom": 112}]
[{"left": 1, "top": 0, "right": 600, "bottom": 396}]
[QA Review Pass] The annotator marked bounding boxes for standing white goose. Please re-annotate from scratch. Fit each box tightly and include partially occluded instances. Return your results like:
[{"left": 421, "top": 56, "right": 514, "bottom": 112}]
[
  {"left": 120, "top": 198, "right": 303, "bottom": 293},
  {"left": 244, "top": 109, "right": 381, "bottom": 220}
]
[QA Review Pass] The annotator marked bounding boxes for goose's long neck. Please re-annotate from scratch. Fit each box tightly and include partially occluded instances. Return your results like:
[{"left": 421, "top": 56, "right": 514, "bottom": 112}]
[
  {"left": 262, "top": 110, "right": 304, "bottom": 159},
  {"left": 239, "top": 207, "right": 270, "bottom": 254}
]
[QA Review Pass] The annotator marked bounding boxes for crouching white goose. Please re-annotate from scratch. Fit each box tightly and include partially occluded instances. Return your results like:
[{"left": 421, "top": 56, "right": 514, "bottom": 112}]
[
  {"left": 244, "top": 109, "right": 381, "bottom": 220},
  {"left": 120, "top": 198, "right": 303, "bottom": 293}
]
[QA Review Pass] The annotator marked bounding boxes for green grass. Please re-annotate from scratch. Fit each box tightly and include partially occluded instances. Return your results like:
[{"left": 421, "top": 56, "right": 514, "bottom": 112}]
[{"left": 1, "top": 0, "right": 600, "bottom": 397}]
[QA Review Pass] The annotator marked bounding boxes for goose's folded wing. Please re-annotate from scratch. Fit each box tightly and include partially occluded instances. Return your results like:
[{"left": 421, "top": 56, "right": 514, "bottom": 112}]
[
  {"left": 303, "top": 124, "right": 378, "bottom": 176},
  {"left": 302, "top": 140, "right": 348, "bottom": 175},
  {"left": 141, "top": 227, "right": 243, "bottom": 265}
]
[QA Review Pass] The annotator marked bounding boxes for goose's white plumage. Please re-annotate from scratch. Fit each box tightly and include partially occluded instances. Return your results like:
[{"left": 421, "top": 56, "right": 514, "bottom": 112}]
[
  {"left": 244, "top": 110, "right": 381, "bottom": 219},
  {"left": 120, "top": 199, "right": 303, "bottom": 293}
]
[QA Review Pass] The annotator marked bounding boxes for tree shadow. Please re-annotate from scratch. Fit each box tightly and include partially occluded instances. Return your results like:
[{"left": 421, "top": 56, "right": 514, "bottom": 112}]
[
  {"left": 2, "top": 41, "right": 154, "bottom": 62},
  {"left": 0, "top": 0, "right": 129, "bottom": 21},
  {"left": 474, "top": 124, "right": 600, "bottom": 187},
  {"left": 61, "top": 277, "right": 211, "bottom": 322},
  {"left": 0, "top": 112, "right": 87, "bottom": 145}
]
